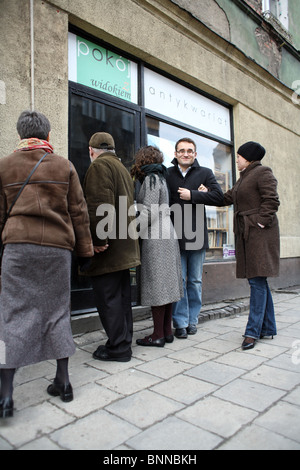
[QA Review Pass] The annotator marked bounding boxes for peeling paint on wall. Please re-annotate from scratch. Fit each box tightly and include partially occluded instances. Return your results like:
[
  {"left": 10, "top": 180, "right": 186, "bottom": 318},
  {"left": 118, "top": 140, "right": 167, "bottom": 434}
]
[
  {"left": 255, "top": 27, "right": 282, "bottom": 77},
  {"left": 170, "top": 0, "right": 230, "bottom": 40}
]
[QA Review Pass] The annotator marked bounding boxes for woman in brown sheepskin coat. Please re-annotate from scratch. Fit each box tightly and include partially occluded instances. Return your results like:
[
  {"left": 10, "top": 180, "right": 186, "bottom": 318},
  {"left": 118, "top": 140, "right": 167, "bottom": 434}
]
[{"left": 201, "top": 141, "right": 280, "bottom": 351}]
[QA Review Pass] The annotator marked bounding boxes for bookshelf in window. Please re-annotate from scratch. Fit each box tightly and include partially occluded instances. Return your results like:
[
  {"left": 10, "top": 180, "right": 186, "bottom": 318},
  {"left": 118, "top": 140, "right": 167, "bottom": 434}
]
[{"left": 207, "top": 170, "right": 229, "bottom": 250}]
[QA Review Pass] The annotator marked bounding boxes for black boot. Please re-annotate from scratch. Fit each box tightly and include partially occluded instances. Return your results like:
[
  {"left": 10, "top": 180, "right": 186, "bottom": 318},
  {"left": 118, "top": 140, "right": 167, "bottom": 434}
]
[{"left": 0, "top": 368, "right": 15, "bottom": 419}]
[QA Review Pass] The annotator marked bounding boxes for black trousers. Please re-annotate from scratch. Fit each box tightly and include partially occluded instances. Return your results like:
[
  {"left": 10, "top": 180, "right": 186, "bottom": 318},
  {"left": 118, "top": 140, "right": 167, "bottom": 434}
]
[{"left": 91, "top": 269, "right": 133, "bottom": 357}]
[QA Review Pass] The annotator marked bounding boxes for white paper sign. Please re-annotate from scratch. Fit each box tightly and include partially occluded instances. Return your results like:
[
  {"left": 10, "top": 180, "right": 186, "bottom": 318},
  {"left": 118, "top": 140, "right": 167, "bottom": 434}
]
[{"left": 144, "top": 68, "right": 231, "bottom": 141}]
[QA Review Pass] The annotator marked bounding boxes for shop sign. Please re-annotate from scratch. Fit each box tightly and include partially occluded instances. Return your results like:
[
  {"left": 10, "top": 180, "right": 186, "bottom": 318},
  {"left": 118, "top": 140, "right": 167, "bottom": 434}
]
[
  {"left": 144, "top": 68, "right": 231, "bottom": 141},
  {"left": 68, "top": 33, "right": 138, "bottom": 104}
]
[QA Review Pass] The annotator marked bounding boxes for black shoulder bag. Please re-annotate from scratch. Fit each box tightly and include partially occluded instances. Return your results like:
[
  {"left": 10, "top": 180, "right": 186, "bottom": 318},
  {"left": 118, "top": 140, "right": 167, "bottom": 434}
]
[{"left": 0, "top": 152, "right": 49, "bottom": 267}]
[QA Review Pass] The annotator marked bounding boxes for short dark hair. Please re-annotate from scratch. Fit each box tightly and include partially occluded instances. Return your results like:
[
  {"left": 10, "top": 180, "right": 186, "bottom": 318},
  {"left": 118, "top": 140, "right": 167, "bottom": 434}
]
[
  {"left": 16, "top": 110, "right": 51, "bottom": 140},
  {"left": 175, "top": 137, "right": 197, "bottom": 152}
]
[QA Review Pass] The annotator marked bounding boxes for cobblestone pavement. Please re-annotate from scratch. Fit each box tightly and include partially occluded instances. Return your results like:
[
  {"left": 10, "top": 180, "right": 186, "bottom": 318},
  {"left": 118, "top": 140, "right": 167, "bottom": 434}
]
[{"left": 0, "top": 288, "right": 300, "bottom": 451}]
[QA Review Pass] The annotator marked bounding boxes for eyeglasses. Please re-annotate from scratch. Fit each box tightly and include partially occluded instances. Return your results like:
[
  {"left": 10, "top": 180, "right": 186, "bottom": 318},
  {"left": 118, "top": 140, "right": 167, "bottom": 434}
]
[{"left": 176, "top": 149, "right": 195, "bottom": 155}]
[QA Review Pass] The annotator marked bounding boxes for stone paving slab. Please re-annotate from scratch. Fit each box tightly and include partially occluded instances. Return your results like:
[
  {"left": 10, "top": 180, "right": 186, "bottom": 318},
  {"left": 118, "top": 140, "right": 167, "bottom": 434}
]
[{"left": 0, "top": 289, "right": 300, "bottom": 451}]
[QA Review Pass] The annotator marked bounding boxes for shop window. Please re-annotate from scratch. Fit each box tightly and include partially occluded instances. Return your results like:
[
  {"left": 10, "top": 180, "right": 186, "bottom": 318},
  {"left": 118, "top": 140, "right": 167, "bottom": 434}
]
[
  {"left": 69, "top": 92, "right": 138, "bottom": 183},
  {"left": 146, "top": 118, "right": 234, "bottom": 261},
  {"left": 68, "top": 30, "right": 235, "bottom": 312}
]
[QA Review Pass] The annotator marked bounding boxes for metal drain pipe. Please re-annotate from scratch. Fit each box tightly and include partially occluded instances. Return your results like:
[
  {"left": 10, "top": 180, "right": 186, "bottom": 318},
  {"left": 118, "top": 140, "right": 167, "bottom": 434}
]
[{"left": 30, "top": 0, "right": 35, "bottom": 110}]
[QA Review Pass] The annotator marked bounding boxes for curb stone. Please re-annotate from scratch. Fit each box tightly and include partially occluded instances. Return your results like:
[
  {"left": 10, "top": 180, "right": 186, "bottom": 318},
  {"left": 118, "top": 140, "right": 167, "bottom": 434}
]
[{"left": 198, "top": 301, "right": 250, "bottom": 323}]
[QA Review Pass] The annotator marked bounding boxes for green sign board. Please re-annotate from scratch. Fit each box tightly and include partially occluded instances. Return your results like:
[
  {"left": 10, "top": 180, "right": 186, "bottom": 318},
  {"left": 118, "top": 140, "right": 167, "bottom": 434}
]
[{"left": 68, "top": 33, "right": 138, "bottom": 104}]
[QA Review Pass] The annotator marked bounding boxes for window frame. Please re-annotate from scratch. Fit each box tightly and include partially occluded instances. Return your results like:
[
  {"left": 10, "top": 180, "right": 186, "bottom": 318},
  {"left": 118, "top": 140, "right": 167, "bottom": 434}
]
[
  {"left": 68, "top": 28, "right": 236, "bottom": 313},
  {"left": 262, "top": 0, "right": 289, "bottom": 30}
]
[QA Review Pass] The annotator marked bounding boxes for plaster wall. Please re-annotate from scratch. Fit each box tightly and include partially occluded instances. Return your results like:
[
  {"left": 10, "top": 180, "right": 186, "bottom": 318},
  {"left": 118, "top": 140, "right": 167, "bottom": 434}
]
[
  {"left": 1, "top": 1, "right": 299, "bottom": 151},
  {"left": 0, "top": 0, "right": 68, "bottom": 156},
  {"left": 0, "top": 0, "right": 31, "bottom": 153},
  {"left": 233, "top": 103, "right": 300, "bottom": 258}
]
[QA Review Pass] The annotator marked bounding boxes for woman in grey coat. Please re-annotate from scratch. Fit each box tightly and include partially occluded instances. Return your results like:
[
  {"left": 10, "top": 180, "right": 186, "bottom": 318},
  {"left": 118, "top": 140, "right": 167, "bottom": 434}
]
[{"left": 131, "top": 146, "right": 183, "bottom": 347}]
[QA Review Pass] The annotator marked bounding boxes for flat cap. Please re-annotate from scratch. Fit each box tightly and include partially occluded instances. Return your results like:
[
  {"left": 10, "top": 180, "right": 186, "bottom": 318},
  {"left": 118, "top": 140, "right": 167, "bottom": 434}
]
[{"left": 89, "top": 132, "right": 115, "bottom": 149}]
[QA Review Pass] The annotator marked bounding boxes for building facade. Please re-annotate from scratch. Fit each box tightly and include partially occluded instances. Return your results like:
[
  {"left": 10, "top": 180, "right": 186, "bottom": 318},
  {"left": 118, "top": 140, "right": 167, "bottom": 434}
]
[{"left": 0, "top": 0, "right": 299, "bottom": 317}]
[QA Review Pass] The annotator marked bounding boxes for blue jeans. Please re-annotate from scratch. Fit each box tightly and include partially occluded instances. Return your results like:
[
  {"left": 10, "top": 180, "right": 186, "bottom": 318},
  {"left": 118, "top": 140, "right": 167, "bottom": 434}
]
[
  {"left": 245, "top": 277, "right": 277, "bottom": 339},
  {"left": 172, "top": 248, "right": 206, "bottom": 329}
]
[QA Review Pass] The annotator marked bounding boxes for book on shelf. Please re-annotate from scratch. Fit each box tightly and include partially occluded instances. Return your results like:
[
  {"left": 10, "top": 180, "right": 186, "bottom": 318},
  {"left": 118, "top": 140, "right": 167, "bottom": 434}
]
[
  {"left": 207, "top": 210, "right": 226, "bottom": 230},
  {"left": 208, "top": 230, "right": 227, "bottom": 248}
]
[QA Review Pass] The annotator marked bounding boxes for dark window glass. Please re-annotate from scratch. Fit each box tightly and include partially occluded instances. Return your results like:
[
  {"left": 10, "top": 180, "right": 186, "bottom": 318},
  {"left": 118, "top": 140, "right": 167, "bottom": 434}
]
[
  {"left": 70, "top": 93, "right": 137, "bottom": 184},
  {"left": 69, "top": 91, "right": 139, "bottom": 312}
]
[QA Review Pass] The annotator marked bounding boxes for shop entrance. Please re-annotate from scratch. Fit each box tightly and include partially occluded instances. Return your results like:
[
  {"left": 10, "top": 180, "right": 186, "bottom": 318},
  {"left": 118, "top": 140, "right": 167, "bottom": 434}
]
[
  {"left": 68, "top": 31, "right": 234, "bottom": 315},
  {"left": 69, "top": 86, "right": 141, "bottom": 313}
]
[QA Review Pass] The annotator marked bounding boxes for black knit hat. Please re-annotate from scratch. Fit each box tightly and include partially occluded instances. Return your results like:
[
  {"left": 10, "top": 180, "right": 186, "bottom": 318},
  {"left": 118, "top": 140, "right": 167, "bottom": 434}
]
[{"left": 237, "top": 141, "right": 266, "bottom": 162}]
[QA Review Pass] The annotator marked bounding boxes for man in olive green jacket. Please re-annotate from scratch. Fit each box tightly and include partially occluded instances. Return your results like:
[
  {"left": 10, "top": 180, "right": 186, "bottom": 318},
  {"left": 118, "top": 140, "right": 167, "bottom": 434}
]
[{"left": 83, "top": 132, "right": 140, "bottom": 362}]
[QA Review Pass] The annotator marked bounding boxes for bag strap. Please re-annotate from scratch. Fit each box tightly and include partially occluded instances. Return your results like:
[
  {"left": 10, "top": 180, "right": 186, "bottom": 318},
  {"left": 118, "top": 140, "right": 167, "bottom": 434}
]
[{"left": 6, "top": 152, "right": 49, "bottom": 219}]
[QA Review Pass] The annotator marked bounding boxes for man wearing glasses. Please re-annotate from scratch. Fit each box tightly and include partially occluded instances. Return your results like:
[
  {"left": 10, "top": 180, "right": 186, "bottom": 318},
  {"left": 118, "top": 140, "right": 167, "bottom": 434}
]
[{"left": 167, "top": 138, "right": 223, "bottom": 338}]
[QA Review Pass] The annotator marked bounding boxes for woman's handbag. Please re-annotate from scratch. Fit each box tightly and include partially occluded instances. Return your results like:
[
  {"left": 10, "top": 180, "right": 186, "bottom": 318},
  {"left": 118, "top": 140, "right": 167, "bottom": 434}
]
[{"left": 0, "top": 152, "right": 49, "bottom": 269}]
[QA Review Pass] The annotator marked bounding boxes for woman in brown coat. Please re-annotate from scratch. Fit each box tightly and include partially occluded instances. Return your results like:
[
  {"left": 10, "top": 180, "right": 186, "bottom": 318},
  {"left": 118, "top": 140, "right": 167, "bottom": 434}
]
[
  {"left": 0, "top": 111, "right": 94, "bottom": 418},
  {"left": 201, "top": 141, "right": 280, "bottom": 350}
]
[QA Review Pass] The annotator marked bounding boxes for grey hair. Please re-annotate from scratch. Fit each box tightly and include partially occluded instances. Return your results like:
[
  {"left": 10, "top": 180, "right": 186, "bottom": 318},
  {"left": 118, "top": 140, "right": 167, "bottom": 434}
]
[
  {"left": 16, "top": 110, "right": 51, "bottom": 140},
  {"left": 91, "top": 147, "right": 116, "bottom": 155}
]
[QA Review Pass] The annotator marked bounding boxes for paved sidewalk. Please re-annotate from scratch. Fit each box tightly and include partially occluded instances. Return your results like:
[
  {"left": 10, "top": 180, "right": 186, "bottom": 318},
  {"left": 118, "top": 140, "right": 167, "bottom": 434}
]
[{"left": 0, "top": 288, "right": 300, "bottom": 451}]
